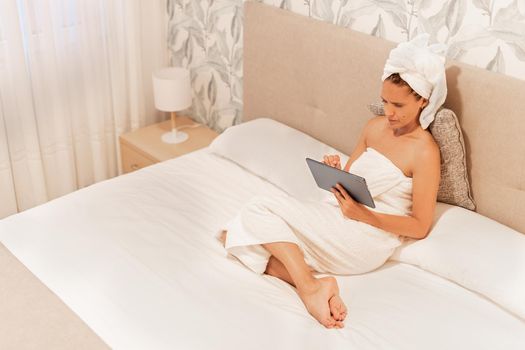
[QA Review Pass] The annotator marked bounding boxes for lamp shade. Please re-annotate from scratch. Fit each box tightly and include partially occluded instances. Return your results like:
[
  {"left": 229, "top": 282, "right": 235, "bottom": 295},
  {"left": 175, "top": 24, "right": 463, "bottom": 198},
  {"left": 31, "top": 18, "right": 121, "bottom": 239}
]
[{"left": 152, "top": 67, "right": 192, "bottom": 112}]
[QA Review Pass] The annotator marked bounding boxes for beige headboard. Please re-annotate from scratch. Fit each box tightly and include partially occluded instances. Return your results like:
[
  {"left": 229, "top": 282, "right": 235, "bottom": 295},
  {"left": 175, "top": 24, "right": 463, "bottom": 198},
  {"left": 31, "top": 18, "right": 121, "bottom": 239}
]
[{"left": 243, "top": 1, "right": 525, "bottom": 234}]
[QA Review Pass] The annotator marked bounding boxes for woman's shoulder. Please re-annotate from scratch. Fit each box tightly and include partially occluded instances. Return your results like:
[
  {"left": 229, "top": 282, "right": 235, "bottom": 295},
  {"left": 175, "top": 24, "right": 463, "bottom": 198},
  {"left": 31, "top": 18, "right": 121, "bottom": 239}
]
[
  {"left": 367, "top": 115, "right": 385, "bottom": 126},
  {"left": 418, "top": 128, "right": 439, "bottom": 149},
  {"left": 412, "top": 130, "right": 440, "bottom": 162},
  {"left": 363, "top": 116, "right": 386, "bottom": 136}
]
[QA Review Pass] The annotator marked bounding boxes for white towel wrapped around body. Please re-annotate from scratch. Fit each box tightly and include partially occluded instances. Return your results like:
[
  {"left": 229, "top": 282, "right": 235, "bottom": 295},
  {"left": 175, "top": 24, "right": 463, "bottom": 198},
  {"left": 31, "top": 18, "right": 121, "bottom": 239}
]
[{"left": 222, "top": 148, "right": 413, "bottom": 275}]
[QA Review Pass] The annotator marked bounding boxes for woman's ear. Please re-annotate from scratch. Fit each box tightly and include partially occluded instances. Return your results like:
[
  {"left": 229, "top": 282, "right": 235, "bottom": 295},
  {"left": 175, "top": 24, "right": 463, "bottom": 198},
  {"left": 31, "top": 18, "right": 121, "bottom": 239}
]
[{"left": 421, "top": 98, "right": 429, "bottom": 109}]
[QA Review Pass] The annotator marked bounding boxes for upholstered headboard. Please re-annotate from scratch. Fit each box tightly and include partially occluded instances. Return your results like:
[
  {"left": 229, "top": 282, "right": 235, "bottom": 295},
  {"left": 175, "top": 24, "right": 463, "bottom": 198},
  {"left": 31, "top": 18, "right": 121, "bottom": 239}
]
[{"left": 243, "top": 1, "right": 525, "bottom": 234}]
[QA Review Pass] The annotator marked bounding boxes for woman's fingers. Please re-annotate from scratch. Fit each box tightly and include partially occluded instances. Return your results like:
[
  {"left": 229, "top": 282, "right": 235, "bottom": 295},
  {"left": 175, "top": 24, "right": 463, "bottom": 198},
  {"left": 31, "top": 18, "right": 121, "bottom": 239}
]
[
  {"left": 332, "top": 189, "right": 342, "bottom": 208},
  {"left": 335, "top": 184, "right": 351, "bottom": 201},
  {"left": 331, "top": 155, "right": 340, "bottom": 167},
  {"left": 332, "top": 155, "right": 341, "bottom": 169},
  {"left": 332, "top": 189, "right": 346, "bottom": 217},
  {"left": 323, "top": 155, "right": 341, "bottom": 168}
]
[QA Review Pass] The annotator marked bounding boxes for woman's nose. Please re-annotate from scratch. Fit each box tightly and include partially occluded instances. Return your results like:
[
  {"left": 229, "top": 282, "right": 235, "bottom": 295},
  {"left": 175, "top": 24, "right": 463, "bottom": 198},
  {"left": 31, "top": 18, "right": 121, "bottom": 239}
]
[{"left": 384, "top": 105, "right": 394, "bottom": 117}]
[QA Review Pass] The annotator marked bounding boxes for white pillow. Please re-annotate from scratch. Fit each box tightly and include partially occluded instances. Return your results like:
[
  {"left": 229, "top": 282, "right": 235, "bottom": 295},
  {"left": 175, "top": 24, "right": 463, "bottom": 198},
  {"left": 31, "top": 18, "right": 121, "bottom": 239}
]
[
  {"left": 209, "top": 118, "right": 348, "bottom": 201},
  {"left": 392, "top": 202, "right": 525, "bottom": 320}
]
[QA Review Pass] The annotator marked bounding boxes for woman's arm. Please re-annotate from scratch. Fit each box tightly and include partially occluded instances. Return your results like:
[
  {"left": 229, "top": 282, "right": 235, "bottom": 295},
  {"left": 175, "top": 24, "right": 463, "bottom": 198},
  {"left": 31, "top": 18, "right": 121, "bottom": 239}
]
[
  {"left": 333, "top": 142, "right": 441, "bottom": 240},
  {"left": 323, "top": 119, "right": 371, "bottom": 169},
  {"left": 342, "top": 119, "right": 373, "bottom": 172}
]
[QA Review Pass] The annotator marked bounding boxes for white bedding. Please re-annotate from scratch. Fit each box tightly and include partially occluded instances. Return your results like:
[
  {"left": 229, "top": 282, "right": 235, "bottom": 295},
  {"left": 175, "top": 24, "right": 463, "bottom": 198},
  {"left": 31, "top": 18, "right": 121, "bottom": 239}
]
[{"left": 1, "top": 149, "right": 524, "bottom": 350}]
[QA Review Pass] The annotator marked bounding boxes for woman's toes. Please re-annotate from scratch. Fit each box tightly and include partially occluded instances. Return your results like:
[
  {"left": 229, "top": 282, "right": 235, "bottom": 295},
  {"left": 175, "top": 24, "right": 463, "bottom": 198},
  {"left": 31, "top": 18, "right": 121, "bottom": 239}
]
[
  {"left": 329, "top": 295, "right": 347, "bottom": 321},
  {"left": 339, "top": 302, "right": 348, "bottom": 320},
  {"left": 339, "top": 311, "right": 346, "bottom": 321},
  {"left": 337, "top": 305, "right": 347, "bottom": 321},
  {"left": 323, "top": 315, "right": 337, "bottom": 328}
]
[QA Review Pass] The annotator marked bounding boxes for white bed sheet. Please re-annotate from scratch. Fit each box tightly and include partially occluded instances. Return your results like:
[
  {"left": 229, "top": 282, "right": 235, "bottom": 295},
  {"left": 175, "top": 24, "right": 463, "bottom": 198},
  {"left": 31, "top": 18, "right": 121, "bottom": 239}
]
[{"left": 1, "top": 149, "right": 524, "bottom": 350}]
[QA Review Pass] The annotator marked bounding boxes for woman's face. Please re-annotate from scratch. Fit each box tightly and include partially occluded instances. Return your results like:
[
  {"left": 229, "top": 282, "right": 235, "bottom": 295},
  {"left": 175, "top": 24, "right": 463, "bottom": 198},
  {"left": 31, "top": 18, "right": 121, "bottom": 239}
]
[{"left": 380, "top": 79, "right": 428, "bottom": 131}]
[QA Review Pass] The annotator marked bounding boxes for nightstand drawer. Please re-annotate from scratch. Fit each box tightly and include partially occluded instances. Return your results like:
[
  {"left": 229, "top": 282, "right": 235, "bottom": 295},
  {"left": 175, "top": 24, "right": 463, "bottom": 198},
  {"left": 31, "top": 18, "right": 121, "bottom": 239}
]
[{"left": 121, "top": 143, "right": 155, "bottom": 173}]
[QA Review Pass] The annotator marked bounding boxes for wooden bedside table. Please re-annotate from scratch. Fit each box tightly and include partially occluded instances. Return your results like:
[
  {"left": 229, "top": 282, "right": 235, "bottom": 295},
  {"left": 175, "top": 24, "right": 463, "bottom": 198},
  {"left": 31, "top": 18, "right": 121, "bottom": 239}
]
[{"left": 119, "top": 116, "right": 218, "bottom": 173}]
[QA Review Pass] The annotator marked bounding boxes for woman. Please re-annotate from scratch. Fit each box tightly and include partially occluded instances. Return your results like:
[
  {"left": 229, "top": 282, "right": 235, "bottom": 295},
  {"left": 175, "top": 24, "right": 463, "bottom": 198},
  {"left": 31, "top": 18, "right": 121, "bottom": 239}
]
[{"left": 219, "top": 34, "right": 446, "bottom": 329}]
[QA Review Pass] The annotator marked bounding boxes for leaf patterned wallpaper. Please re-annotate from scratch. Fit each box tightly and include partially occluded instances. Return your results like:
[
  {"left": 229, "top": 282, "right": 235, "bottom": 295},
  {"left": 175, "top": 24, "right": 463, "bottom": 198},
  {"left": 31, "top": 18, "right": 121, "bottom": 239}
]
[{"left": 167, "top": 0, "right": 525, "bottom": 131}]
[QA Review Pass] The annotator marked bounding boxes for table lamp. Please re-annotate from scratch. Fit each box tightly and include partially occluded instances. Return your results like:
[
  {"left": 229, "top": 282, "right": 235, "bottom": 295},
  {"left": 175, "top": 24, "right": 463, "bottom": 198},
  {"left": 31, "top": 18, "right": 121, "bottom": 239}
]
[{"left": 152, "top": 67, "right": 192, "bottom": 144}]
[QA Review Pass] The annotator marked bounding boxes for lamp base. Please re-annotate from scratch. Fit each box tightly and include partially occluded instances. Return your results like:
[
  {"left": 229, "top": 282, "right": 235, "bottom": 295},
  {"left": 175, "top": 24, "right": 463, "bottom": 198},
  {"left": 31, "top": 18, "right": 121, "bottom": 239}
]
[{"left": 161, "top": 131, "right": 189, "bottom": 144}]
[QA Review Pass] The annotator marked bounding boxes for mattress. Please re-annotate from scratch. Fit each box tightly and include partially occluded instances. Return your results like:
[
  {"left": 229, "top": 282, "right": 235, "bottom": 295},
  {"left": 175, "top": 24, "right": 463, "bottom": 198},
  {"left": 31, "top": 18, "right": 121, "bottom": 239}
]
[{"left": 1, "top": 149, "right": 524, "bottom": 349}]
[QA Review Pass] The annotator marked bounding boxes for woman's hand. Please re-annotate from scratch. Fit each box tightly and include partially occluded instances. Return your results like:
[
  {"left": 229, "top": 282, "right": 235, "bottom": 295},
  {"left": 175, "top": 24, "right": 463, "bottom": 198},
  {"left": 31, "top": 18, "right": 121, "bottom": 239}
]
[
  {"left": 323, "top": 154, "right": 341, "bottom": 169},
  {"left": 332, "top": 183, "right": 368, "bottom": 222}
]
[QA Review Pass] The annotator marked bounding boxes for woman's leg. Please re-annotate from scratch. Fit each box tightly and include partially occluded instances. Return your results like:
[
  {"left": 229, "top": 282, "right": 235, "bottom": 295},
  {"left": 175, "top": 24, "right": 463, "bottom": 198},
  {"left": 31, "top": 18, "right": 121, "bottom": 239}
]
[
  {"left": 220, "top": 231, "right": 346, "bottom": 327},
  {"left": 264, "top": 256, "right": 295, "bottom": 285},
  {"left": 262, "top": 241, "right": 345, "bottom": 328}
]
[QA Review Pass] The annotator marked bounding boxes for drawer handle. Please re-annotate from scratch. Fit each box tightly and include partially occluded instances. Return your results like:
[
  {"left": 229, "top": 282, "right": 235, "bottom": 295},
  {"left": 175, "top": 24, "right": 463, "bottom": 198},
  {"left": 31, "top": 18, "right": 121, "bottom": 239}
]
[{"left": 131, "top": 164, "right": 139, "bottom": 170}]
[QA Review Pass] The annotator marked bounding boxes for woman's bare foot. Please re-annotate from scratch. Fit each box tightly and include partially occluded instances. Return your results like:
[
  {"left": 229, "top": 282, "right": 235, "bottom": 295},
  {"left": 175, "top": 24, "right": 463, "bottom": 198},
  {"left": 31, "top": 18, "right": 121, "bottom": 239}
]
[
  {"left": 297, "top": 277, "right": 344, "bottom": 328},
  {"left": 220, "top": 234, "right": 346, "bottom": 327},
  {"left": 329, "top": 294, "right": 347, "bottom": 322}
]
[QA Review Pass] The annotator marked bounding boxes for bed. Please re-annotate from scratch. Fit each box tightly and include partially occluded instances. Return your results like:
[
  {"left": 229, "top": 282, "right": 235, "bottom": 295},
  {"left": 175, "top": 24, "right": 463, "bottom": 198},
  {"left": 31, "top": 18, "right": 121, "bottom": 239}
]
[{"left": 1, "top": 2, "right": 525, "bottom": 349}]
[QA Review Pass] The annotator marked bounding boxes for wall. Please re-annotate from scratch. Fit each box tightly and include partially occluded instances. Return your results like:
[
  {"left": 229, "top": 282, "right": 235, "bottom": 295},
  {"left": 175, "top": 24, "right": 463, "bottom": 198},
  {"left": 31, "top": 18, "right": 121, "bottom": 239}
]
[
  {"left": 167, "top": 0, "right": 525, "bottom": 131},
  {"left": 167, "top": 0, "right": 243, "bottom": 130}
]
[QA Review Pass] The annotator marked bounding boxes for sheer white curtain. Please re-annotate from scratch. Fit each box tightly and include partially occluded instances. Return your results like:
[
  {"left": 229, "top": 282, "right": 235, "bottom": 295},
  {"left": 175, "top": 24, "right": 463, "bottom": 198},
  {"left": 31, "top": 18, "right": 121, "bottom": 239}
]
[{"left": 0, "top": 0, "right": 166, "bottom": 219}]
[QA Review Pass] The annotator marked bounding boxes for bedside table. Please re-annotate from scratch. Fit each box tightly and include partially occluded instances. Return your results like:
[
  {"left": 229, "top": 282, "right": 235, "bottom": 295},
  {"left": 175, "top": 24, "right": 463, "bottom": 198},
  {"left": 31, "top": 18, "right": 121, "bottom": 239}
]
[{"left": 119, "top": 116, "right": 218, "bottom": 173}]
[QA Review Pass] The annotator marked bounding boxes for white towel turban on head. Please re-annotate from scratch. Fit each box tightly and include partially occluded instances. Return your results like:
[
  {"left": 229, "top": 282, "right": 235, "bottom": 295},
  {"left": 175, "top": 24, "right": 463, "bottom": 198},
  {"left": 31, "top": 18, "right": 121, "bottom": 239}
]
[{"left": 382, "top": 34, "right": 448, "bottom": 129}]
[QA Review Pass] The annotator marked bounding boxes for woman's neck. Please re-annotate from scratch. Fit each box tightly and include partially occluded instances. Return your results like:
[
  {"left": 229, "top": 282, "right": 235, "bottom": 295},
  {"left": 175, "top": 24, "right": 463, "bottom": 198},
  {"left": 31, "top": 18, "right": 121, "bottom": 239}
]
[{"left": 392, "top": 121, "right": 420, "bottom": 137}]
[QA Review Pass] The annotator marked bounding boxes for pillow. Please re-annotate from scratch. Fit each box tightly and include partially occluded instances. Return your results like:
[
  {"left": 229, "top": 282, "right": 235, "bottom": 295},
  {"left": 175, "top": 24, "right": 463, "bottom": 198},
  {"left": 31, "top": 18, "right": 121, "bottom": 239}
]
[
  {"left": 391, "top": 202, "right": 525, "bottom": 320},
  {"left": 209, "top": 118, "right": 348, "bottom": 201},
  {"left": 366, "top": 102, "right": 476, "bottom": 210},
  {"left": 367, "top": 101, "right": 385, "bottom": 117}
]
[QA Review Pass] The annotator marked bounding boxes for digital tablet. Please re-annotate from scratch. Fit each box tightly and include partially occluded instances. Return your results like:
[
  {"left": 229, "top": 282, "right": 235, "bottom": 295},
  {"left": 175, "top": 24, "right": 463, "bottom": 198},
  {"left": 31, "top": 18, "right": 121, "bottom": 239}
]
[{"left": 306, "top": 158, "right": 375, "bottom": 208}]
